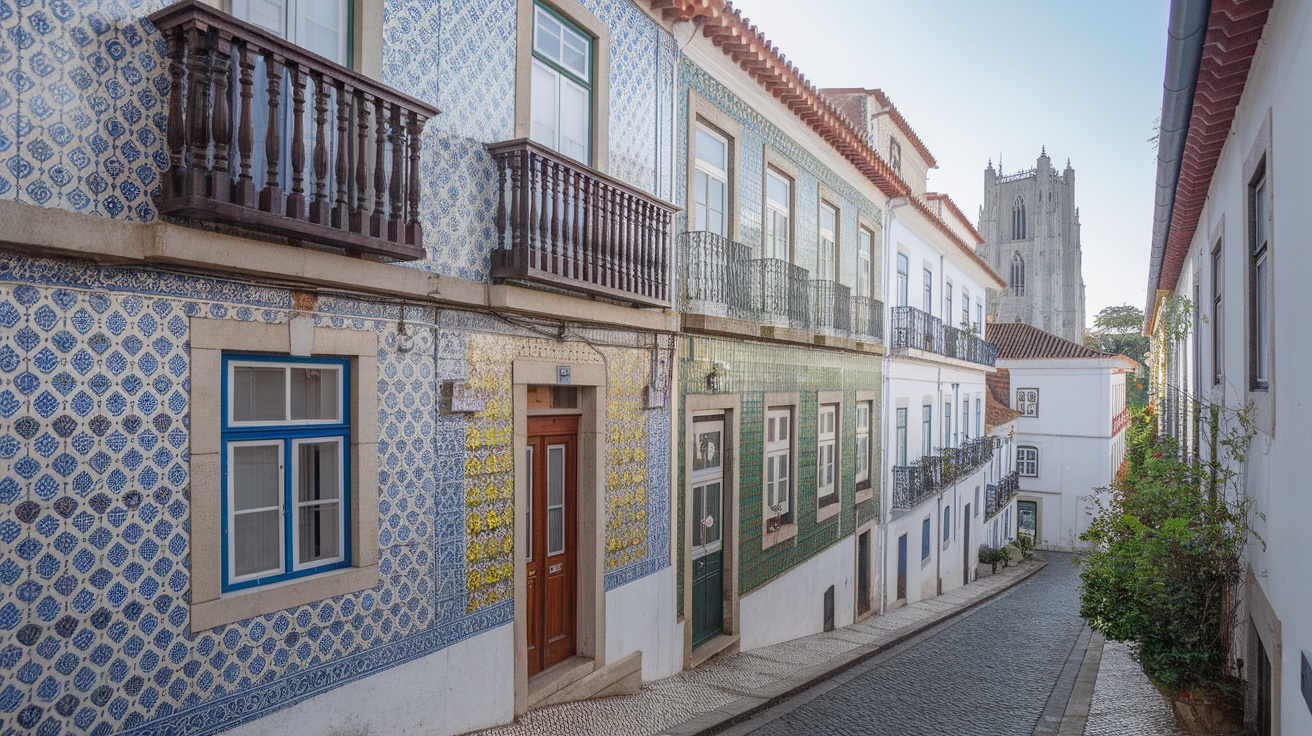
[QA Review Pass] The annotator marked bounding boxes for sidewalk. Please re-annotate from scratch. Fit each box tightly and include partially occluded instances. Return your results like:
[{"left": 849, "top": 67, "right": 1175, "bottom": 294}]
[{"left": 471, "top": 558, "right": 1047, "bottom": 736}]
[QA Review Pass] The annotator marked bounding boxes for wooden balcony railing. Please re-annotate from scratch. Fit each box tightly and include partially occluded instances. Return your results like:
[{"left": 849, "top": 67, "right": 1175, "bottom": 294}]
[
  {"left": 488, "top": 139, "right": 677, "bottom": 307},
  {"left": 148, "top": 1, "right": 437, "bottom": 261}
]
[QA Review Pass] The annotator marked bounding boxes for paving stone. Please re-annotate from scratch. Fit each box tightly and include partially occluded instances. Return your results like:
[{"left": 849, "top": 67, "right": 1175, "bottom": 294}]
[{"left": 1084, "top": 640, "right": 1189, "bottom": 736}]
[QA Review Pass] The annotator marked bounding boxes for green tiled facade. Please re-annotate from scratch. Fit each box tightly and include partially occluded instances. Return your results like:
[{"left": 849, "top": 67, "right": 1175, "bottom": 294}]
[{"left": 677, "top": 336, "right": 882, "bottom": 615}]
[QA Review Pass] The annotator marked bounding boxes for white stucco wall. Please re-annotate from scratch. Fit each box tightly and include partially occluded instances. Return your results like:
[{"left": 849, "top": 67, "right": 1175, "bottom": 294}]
[
  {"left": 738, "top": 537, "right": 856, "bottom": 651},
  {"left": 605, "top": 566, "right": 682, "bottom": 680}
]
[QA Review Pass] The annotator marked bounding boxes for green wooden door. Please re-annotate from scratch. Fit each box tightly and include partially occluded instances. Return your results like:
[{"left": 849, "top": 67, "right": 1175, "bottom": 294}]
[{"left": 690, "top": 416, "right": 725, "bottom": 648}]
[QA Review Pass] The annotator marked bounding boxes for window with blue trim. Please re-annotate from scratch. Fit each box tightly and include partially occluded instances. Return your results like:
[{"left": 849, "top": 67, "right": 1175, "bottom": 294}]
[
  {"left": 222, "top": 355, "right": 352, "bottom": 592},
  {"left": 921, "top": 517, "right": 931, "bottom": 561}
]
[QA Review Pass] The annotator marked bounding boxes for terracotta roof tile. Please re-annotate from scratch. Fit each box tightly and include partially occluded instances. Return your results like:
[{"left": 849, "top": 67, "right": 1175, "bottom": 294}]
[
  {"left": 985, "top": 368, "right": 1022, "bottom": 429},
  {"left": 986, "top": 322, "right": 1122, "bottom": 361}
]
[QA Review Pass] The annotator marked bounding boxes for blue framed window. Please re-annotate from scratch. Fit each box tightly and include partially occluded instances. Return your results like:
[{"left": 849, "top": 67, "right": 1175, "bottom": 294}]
[
  {"left": 921, "top": 517, "right": 931, "bottom": 560},
  {"left": 221, "top": 354, "right": 352, "bottom": 592}
]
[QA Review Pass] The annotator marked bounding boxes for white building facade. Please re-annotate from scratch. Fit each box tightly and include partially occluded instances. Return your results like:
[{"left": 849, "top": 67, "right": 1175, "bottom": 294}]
[
  {"left": 1144, "top": 0, "right": 1310, "bottom": 732},
  {"left": 988, "top": 323, "right": 1133, "bottom": 551}
]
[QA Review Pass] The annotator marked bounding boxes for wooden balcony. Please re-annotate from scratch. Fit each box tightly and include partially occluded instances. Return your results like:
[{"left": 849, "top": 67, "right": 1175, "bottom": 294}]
[
  {"left": 488, "top": 139, "right": 677, "bottom": 308},
  {"left": 148, "top": 1, "right": 438, "bottom": 261}
]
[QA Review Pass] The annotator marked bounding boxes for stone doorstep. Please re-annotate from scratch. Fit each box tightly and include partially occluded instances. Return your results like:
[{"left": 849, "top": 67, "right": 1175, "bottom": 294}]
[{"left": 655, "top": 560, "right": 1049, "bottom": 736}]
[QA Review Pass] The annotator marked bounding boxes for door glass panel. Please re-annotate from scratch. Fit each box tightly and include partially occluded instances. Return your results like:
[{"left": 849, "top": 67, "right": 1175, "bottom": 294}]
[
  {"left": 559, "top": 77, "right": 589, "bottom": 162},
  {"left": 530, "top": 61, "right": 559, "bottom": 151},
  {"left": 693, "top": 428, "right": 721, "bottom": 472},
  {"left": 232, "top": 365, "right": 286, "bottom": 422},
  {"left": 290, "top": 367, "right": 340, "bottom": 421},
  {"left": 547, "top": 444, "right": 566, "bottom": 556},
  {"left": 700, "top": 481, "right": 721, "bottom": 548},
  {"left": 526, "top": 445, "right": 534, "bottom": 563}
]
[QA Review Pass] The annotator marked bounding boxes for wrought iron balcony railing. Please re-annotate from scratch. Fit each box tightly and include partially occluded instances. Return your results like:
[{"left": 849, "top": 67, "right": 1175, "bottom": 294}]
[
  {"left": 986, "top": 470, "right": 1021, "bottom": 518},
  {"left": 890, "top": 306, "right": 996, "bottom": 367},
  {"left": 489, "top": 139, "right": 677, "bottom": 307},
  {"left": 149, "top": 1, "right": 437, "bottom": 261},
  {"left": 751, "top": 257, "right": 811, "bottom": 328},
  {"left": 892, "top": 437, "right": 998, "bottom": 510},
  {"left": 850, "top": 295, "right": 884, "bottom": 343},
  {"left": 678, "top": 231, "right": 756, "bottom": 320},
  {"left": 811, "top": 279, "right": 851, "bottom": 334}
]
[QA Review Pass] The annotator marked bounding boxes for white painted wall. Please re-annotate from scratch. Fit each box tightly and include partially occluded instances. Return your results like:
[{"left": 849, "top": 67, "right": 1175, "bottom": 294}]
[
  {"left": 605, "top": 566, "right": 682, "bottom": 680},
  {"left": 738, "top": 537, "right": 855, "bottom": 651},
  {"left": 227, "top": 625, "right": 516, "bottom": 736},
  {"left": 1154, "top": 2, "right": 1312, "bottom": 730}
]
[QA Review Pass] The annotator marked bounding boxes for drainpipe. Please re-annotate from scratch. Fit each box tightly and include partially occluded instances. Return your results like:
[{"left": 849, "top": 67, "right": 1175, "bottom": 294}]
[{"left": 879, "top": 197, "right": 912, "bottom": 615}]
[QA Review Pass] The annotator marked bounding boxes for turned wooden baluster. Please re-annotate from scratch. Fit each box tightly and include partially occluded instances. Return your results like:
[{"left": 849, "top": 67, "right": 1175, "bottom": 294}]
[
  {"left": 210, "top": 34, "right": 233, "bottom": 205},
  {"left": 333, "top": 82, "right": 350, "bottom": 228},
  {"left": 287, "top": 63, "right": 307, "bottom": 218},
  {"left": 527, "top": 152, "right": 540, "bottom": 271},
  {"left": 548, "top": 158, "right": 561, "bottom": 276},
  {"left": 259, "top": 53, "right": 285, "bottom": 214},
  {"left": 234, "top": 41, "right": 257, "bottom": 208},
  {"left": 352, "top": 91, "right": 370, "bottom": 234},
  {"left": 163, "top": 29, "right": 186, "bottom": 200},
  {"left": 388, "top": 103, "right": 404, "bottom": 242},
  {"left": 184, "top": 25, "right": 212, "bottom": 198},
  {"left": 406, "top": 110, "right": 422, "bottom": 247},
  {"left": 635, "top": 200, "right": 648, "bottom": 297},
  {"left": 562, "top": 168, "right": 575, "bottom": 280},
  {"left": 495, "top": 154, "right": 507, "bottom": 250},
  {"left": 509, "top": 150, "right": 523, "bottom": 258},
  {"left": 370, "top": 99, "right": 388, "bottom": 237},
  {"left": 309, "top": 71, "right": 331, "bottom": 225}
]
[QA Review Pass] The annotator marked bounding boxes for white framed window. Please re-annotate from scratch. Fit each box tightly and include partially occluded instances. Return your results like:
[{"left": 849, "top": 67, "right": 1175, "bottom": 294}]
[
  {"left": 223, "top": 356, "right": 350, "bottom": 592},
  {"left": 976, "top": 299, "right": 983, "bottom": 332},
  {"left": 817, "top": 404, "right": 838, "bottom": 507},
  {"left": 690, "top": 416, "right": 725, "bottom": 555},
  {"left": 1017, "top": 446, "right": 1038, "bottom": 477},
  {"left": 961, "top": 399, "right": 969, "bottom": 441},
  {"left": 921, "top": 404, "right": 932, "bottom": 457},
  {"left": 765, "top": 168, "right": 792, "bottom": 261},
  {"left": 1211, "top": 241, "right": 1223, "bottom": 386},
  {"left": 530, "top": 3, "right": 593, "bottom": 164},
  {"left": 765, "top": 407, "right": 793, "bottom": 518},
  {"left": 923, "top": 268, "right": 933, "bottom": 314},
  {"left": 1016, "top": 388, "right": 1039, "bottom": 417},
  {"left": 975, "top": 397, "right": 982, "bottom": 438},
  {"left": 894, "top": 407, "right": 907, "bottom": 467},
  {"left": 693, "top": 125, "right": 729, "bottom": 237},
  {"left": 231, "top": 0, "right": 350, "bottom": 65},
  {"left": 942, "top": 402, "right": 951, "bottom": 449},
  {"left": 961, "top": 288, "right": 971, "bottom": 330},
  {"left": 1248, "top": 163, "right": 1270, "bottom": 391},
  {"left": 856, "top": 402, "right": 873, "bottom": 487},
  {"left": 896, "top": 253, "right": 909, "bottom": 307},
  {"left": 858, "top": 227, "right": 874, "bottom": 298},
  {"left": 818, "top": 201, "right": 838, "bottom": 281},
  {"left": 944, "top": 282, "right": 953, "bottom": 324}
]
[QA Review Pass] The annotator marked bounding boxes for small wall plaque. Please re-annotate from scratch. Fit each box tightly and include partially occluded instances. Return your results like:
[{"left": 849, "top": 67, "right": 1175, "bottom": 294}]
[{"left": 556, "top": 365, "right": 571, "bottom": 385}]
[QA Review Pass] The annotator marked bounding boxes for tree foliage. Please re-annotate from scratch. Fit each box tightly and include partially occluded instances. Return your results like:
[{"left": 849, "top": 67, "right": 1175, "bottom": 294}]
[{"left": 1085, "top": 304, "right": 1151, "bottom": 406}]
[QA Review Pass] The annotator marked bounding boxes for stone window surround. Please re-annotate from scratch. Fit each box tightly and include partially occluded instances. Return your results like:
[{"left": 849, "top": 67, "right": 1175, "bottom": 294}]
[
  {"left": 761, "top": 391, "right": 799, "bottom": 549},
  {"left": 815, "top": 390, "right": 842, "bottom": 523},
  {"left": 687, "top": 92, "right": 744, "bottom": 244},
  {"left": 515, "top": 0, "right": 613, "bottom": 174},
  {"left": 762, "top": 146, "right": 799, "bottom": 263},
  {"left": 1241, "top": 110, "right": 1274, "bottom": 435},
  {"left": 681, "top": 394, "right": 742, "bottom": 670},
  {"left": 189, "top": 317, "right": 381, "bottom": 634},
  {"left": 854, "top": 389, "right": 878, "bottom": 505},
  {"left": 206, "top": 0, "right": 385, "bottom": 80}
]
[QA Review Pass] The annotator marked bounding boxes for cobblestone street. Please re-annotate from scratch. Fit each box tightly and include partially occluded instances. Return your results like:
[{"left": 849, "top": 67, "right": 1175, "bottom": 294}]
[{"left": 727, "top": 553, "right": 1087, "bottom": 736}]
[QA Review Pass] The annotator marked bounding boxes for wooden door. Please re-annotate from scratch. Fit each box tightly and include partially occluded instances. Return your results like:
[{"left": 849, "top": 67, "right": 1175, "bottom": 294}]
[
  {"left": 857, "top": 531, "right": 871, "bottom": 614},
  {"left": 525, "top": 415, "right": 578, "bottom": 677},
  {"left": 896, "top": 533, "right": 907, "bottom": 601},
  {"left": 690, "top": 416, "right": 725, "bottom": 648},
  {"left": 962, "top": 504, "right": 971, "bottom": 586}
]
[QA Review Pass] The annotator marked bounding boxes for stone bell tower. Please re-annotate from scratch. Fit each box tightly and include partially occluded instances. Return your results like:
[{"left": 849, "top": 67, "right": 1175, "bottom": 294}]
[{"left": 976, "top": 148, "right": 1086, "bottom": 343}]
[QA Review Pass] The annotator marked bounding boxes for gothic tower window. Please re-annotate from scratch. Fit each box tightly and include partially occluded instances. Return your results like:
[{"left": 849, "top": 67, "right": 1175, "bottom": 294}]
[
  {"left": 1011, "top": 253, "right": 1025, "bottom": 297},
  {"left": 1012, "top": 195, "right": 1027, "bottom": 240}
]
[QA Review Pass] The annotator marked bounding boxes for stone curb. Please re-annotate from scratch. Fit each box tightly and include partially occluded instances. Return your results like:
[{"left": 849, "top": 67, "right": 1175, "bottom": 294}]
[{"left": 656, "top": 559, "right": 1050, "bottom": 736}]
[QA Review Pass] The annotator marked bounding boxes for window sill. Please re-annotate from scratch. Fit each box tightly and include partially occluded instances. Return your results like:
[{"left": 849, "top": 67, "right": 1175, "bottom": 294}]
[
  {"left": 816, "top": 502, "right": 840, "bottom": 523},
  {"left": 855, "top": 488, "right": 875, "bottom": 505},
  {"left": 191, "top": 563, "right": 379, "bottom": 633},
  {"left": 762, "top": 521, "right": 797, "bottom": 550}
]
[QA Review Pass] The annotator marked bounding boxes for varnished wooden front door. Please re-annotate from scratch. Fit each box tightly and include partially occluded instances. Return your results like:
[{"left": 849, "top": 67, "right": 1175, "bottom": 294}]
[{"left": 525, "top": 415, "right": 578, "bottom": 677}]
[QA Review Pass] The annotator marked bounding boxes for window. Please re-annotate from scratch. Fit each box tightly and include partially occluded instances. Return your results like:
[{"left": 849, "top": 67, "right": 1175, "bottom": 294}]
[
  {"left": 895, "top": 407, "right": 907, "bottom": 466},
  {"left": 856, "top": 402, "right": 873, "bottom": 487},
  {"left": 942, "top": 506, "right": 951, "bottom": 543},
  {"left": 1017, "top": 446, "right": 1038, "bottom": 477},
  {"left": 960, "top": 288, "right": 970, "bottom": 330},
  {"left": 1012, "top": 195, "right": 1026, "bottom": 240},
  {"left": 765, "top": 407, "right": 792, "bottom": 519},
  {"left": 1010, "top": 253, "right": 1025, "bottom": 297},
  {"left": 975, "top": 397, "right": 982, "bottom": 438},
  {"left": 1016, "top": 388, "right": 1038, "bottom": 417},
  {"left": 1248, "top": 163, "right": 1270, "bottom": 391},
  {"left": 921, "top": 405, "right": 932, "bottom": 457},
  {"left": 222, "top": 356, "right": 350, "bottom": 591},
  {"left": 1211, "top": 241, "right": 1223, "bottom": 386},
  {"left": 976, "top": 299, "right": 983, "bottom": 332},
  {"left": 890, "top": 139, "right": 902, "bottom": 174},
  {"left": 765, "top": 168, "right": 792, "bottom": 261},
  {"left": 232, "top": 0, "right": 350, "bottom": 64},
  {"left": 818, "top": 201, "right": 838, "bottom": 280},
  {"left": 693, "top": 125, "right": 729, "bottom": 237},
  {"left": 942, "top": 402, "right": 952, "bottom": 448},
  {"left": 530, "top": 4, "right": 593, "bottom": 164},
  {"left": 858, "top": 227, "right": 874, "bottom": 298},
  {"left": 944, "top": 282, "right": 953, "bottom": 324},
  {"left": 691, "top": 417, "right": 724, "bottom": 556},
  {"left": 921, "top": 517, "right": 931, "bottom": 560},
  {"left": 922, "top": 268, "right": 933, "bottom": 314},
  {"left": 896, "top": 253, "right": 909, "bottom": 307},
  {"left": 817, "top": 405, "right": 838, "bottom": 508},
  {"left": 961, "top": 399, "right": 969, "bottom": 440}
]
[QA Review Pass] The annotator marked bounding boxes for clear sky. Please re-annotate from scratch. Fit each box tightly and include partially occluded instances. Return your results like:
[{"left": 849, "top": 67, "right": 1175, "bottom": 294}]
[{"left": 731, "top": 0, "right": 1171, "bottom": 326}]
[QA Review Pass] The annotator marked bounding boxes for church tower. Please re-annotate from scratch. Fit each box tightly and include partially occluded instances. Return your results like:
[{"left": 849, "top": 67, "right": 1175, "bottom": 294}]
[{"left": 976, "top": 149, "right": 1086, "bottom": 343}]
